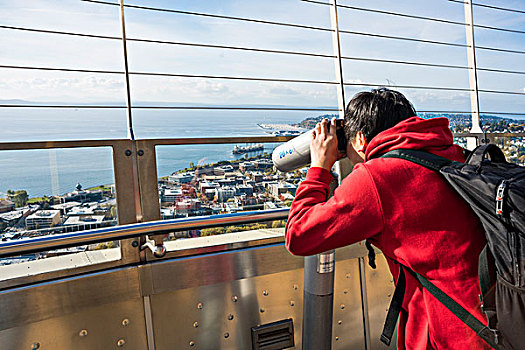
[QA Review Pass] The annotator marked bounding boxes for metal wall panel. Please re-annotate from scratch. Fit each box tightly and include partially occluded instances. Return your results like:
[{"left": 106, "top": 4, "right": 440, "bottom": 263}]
[
  {"left": 0, "top": 298, "right": 148, "bottom": 350},
  {"left": 364, "top": 254, "right": 397, "bottom": 350},
  {"left": 0, "top": 267, "right": 141, "bottom": 331},
  {"left": 150, "top": 269, "right": 305, "bottom": 350},
  {"left": 0, "top": 267, "right": 147, "bottom": 349},
  {"left": 332, "top": 258, "right": 366, "bottom": 349}
]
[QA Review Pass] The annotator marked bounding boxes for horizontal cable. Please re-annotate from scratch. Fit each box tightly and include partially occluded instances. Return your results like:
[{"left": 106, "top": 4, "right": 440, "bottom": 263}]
[
  {"left": 479, "top": 111, "right": 525, "bottom": 116},
  {"left": 344, "top": 82, "right": 473, "bottom": 92},
  {"left": 4, "top": 59, "right": 525, "bottom": 78},
  {"left": 0, "top": 65, "right": 338, "bottom": 85},
  {"left": 126, "top": 37, "right": 335, "bottom": 59},
  {"left": 129, "top": 71, "right": 337, "bottom": 85},
  {"left": 0, "top": 24, "right": 120, "bottom": 41},
  {"left": 478, "top": 89, "right": 525, "bottom": 96},
  {"left": 475, "top": 45, "right": 525, "bottom": 55},
  {"left": 418, "top": 110, "right": 473, "bottom": 113},
  {"left": 82, "top": 0, "right": 334, "bottom": 33},
  {"left": 342, "top": 56, "right": 470, "bottom": 70},
  {"left": 3, "top": 24, "right": 525, "bottom": 57},
  {"left": 0, "top": 64, "right": 122, "bottom": 75},
  {"left": 338, "top": 28, "right": 470, "bottom": 48},
  {"left": 477, "top": 67, "right": 525, "bottom": 75},
  {"left": 0, "top": 25, "right": 335, "bottom": 59},
  {"left": 419, "top": 110, "right": 525, "bottom": 116},
  {"left": 4, "top": 60, "right": 525, "bottom": 78},
  {"left": 0, "top": 104, "right": 340, "bottom": 111},
  {"left": 3, "top": 64, "right": 523, "bottom": 96},
  {"left": 447, "top": 0, "right": 525, "bottom": 15},
  {"left": 474, "top": 23, "right": 525, "bottom": 35},
  {"left": 340, "top": 28, "right": 525, "bottom": 54},
  {"left": 336, "top": 3, "right": 468, "bottom": 28},
  {"left": 311, "top": 0, "right": 524, "bottom": 34}
]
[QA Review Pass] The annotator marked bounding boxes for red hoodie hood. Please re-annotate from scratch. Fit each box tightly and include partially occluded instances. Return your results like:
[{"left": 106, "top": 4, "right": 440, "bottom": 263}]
[{"left": 365, "top": 116, "right": 465, "bottom": 162}]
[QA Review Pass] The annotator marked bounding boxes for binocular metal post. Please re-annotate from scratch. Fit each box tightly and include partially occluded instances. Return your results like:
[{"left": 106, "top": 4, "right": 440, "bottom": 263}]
[{"left": 302, "top": 251, "right": 336, "bottom": 350}]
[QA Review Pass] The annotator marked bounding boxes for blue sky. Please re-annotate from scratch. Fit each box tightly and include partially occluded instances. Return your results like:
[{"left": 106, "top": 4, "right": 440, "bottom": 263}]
[{"left": 0, "top": 0, "right": 524, "bottom": 115}]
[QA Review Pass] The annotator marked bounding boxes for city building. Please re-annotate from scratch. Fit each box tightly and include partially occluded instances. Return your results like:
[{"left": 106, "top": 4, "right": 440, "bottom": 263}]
[
  {"left": 213, "top": 165, "right": 233, "bottom": 176},
  {"left": 215, "top": 187, "right": 236, "bottom": 202},
  {"left": 62, "top": 184, "right": 103, "bottom": 203},
  {"left": 62, "top": 215, "right": 106, "bottom": 232},
  {"left": 269, "top": 182, "right": 297, "bottom": 199},
  {"left": 160, "top": 188, "right": 183, "bottom": 203},
  {"left": 25, "top": 210, "right": 61, "bottom": 230},
  {"left": 168, "top": 172, "right": 194, "bottom": 184},
  {"left": 239, "top": 162, "right": 255, "bottom": 172},
  {"left": 236, "top": 185, "right": 254, "bottom": 196},
  {"left": 0, "top": 200, "right": 15, "bottom": 213}
]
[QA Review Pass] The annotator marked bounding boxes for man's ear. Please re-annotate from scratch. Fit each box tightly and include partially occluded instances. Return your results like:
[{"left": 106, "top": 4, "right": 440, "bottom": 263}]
[{"left": 355, "top": 131, "right": 368, "bottom": 153}]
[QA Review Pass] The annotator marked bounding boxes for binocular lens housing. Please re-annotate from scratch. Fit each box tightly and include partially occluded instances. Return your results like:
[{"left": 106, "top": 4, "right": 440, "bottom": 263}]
[{"left": 272, "top": 119, "right": 347, "bottom": 172}]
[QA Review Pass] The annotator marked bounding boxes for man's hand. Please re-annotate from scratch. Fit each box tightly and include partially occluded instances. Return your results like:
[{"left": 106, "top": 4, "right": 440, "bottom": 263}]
[{"left": 310, "top": 118, "right": 344, "bottom": 171}]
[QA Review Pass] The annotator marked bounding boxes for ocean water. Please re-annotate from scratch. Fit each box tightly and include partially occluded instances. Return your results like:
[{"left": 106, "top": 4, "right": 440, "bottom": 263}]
[{"left": 0, "top": 108, "right": 318, "bottom": 197}]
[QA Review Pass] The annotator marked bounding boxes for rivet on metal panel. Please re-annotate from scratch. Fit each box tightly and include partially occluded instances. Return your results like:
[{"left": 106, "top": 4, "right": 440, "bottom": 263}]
[
  {"left": 336, "top": 336, "right": 340, "bottom": 341},
  {"left": 197, "top": 302, "right": 203, "bottom": 309},
  {"left": 290, "top": 301, "right": 295, "bottom": 307},
  {"left": 227, "top": 314, "right": 234, "bottom": 321},
  {"left": 224, "top": 332, "right": 230, "bottom": 339},
  {"left": 79, "top": 329, "right": 88, "bottom": 337},
  {"left": 343, "top": 289, "right": 349, "bottom": 294},
  {"left": 340, "top": 304, "right": 345, "bottom": 310},
  {"left": 31, "top": 343, "right": 40, "bottom": 350},
  {"left": 193, "top": 321, "right": 199, "bottom": 328},
  {"left": 263, "top": 290, "right": 269, "bottom": 296},
  {"left": 231, "top": 295, "right": 238, "bottom": 302},
  {"left": 131, "top": 240, "right": 139, "bottom": 247},
  {"left": 117, "top": 339, "right": 126, "bottom": 347},
  {"left": 137, "top": 149, "right": 144, "bottom": 156},
  {"left": 189, "top": 341, "right": 195, "bottom": 347},
  {"left": 345, "top": 273, "right": 351, "bottom": 279},
  {"left": 259, "top": 308, "right": 265, "bottom": 313},
  {"left": 293, "top": 284, "right": 299, "bottom": 290},
  {"left": 125, "top": 149, "right": 132, "bottom": 156},
  {"left": 388, "top": 294, "right": 392, "bottom": 298},
  {"left": 122, "top": 319, "right": 129, "bottom": 327},
  {"left": 338, "top": 320, "right": 342, "bottom": 325}
]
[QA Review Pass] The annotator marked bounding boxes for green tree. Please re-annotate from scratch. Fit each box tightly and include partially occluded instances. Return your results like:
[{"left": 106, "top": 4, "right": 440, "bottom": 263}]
[{"left": 11, "top": 190, "right": 28, "bottom": 208}]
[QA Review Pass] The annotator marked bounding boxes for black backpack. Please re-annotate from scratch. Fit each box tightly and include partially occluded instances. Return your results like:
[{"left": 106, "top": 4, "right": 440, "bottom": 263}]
[{"left": 377, "top": 144, "right": 525, "bottom": 350}]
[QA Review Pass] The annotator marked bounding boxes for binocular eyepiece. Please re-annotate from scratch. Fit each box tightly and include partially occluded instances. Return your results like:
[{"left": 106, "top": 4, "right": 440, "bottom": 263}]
[{"left": 272, "top": 119, "right": 347, "bottom": 172}]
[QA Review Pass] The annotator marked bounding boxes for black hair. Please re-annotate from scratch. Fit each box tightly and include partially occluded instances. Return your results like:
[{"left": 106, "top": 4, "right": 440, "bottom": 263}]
[{"left": 343, "top": 88, "right": 416, "bottom": 142}]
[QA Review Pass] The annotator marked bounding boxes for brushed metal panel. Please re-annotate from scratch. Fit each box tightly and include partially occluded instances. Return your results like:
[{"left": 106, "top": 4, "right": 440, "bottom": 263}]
[
  {"left": 0, "top": 267, "right": 141, "bottom": 331},
  {"left": 364, "top": 253, "right": 397, "bottom": 350},
  {"left": 332, "top": 258, "right": 366, "bottom": 349},
  {"left": 143, "top": 244, "right": 305, "bottom": 295},
  {"left": 0, "top": 297, "right": 147, "bottom": 350},
  {"left": 151, "top": 269, "right": 305, "bottom": 350}
]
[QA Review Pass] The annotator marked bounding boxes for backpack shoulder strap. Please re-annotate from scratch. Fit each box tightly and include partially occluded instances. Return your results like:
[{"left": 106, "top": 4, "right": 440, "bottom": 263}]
[
  {"left": 380, "top": 149, "right": 455, "bottom": 172},
  {"left": 381, "top": 263, "right": 502, "bottom": 349}
]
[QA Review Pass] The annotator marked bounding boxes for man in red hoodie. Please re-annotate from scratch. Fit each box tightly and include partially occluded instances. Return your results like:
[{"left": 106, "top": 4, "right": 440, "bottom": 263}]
[{"left": 285, "top": 88, "right": 491, "bottom": 349}]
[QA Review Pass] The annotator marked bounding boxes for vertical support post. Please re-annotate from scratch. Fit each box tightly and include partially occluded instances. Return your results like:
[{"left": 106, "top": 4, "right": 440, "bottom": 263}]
[
  {"left": 118, "top": 0, "right": 143, "bottom": 223},
  {"left": 302, "top": 252, "right": 335, "bottom": 350},
  {"left": 119, "top": 0, "right": 135, "bottom": 141},
  {"left": 329, "top": 0, "right": 346, "bottom": 120},
  {"left": 464, "top": 1, "right": 482, "bottom": 149},
  {"left": 329, "top": 0, "right": 353, "bottom": 180}
]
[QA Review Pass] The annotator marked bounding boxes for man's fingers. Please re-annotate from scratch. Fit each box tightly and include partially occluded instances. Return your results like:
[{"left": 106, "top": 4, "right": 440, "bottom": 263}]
[
  {"left": 330, "top": 118, "right": 337, "bottom": 136},
  {"left": 319, "top": 119, "right": 328, "bottom": 137}
]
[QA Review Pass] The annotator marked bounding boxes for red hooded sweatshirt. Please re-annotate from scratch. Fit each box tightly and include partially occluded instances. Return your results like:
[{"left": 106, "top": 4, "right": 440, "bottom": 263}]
[{"left": 285, "top": 117, "right": 491, "bottom": 349}]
